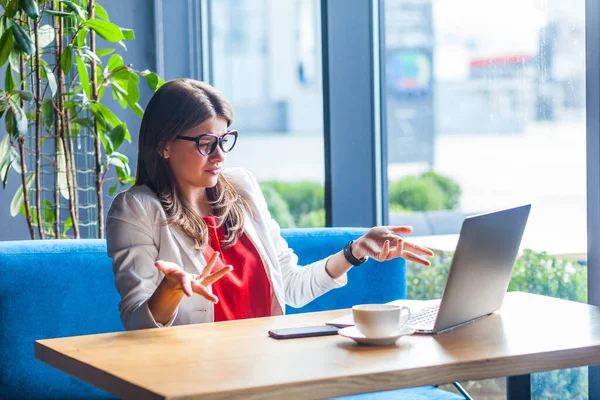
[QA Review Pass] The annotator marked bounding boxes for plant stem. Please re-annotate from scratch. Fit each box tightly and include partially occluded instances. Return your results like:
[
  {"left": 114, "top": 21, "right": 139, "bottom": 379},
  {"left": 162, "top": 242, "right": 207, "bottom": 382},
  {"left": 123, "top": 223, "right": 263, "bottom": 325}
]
[
  {"left": 54, "top": 132, "right": 60, "bottom": 238},
  {"left": 18, "top": 137, "right": 34, "bottom": 239},
  {"left": 17, "top": 32, "right": 34, "bottom": 239},
  {"left": 88, "top": 0, "right": 104, "bottom": 239},
  {"left": 54, "top": 3, "right": 79, "bottom": 238},
  {"left": 33, "top": 19, "right": 44, "bottom": 239}
]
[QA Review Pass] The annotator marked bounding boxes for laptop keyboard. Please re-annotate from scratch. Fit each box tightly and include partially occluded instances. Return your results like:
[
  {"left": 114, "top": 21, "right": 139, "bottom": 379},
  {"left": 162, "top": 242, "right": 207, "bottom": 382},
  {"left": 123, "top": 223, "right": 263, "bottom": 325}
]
[{"left": 407, "top": 305, "right": 440, "bottom": 326}]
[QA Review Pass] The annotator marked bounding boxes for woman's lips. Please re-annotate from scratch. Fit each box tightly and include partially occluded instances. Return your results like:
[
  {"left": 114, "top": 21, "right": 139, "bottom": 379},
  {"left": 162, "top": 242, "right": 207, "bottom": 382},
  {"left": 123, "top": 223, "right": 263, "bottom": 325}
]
[{"left": 205, "top": 168, "right": 221, "bottom": 175}]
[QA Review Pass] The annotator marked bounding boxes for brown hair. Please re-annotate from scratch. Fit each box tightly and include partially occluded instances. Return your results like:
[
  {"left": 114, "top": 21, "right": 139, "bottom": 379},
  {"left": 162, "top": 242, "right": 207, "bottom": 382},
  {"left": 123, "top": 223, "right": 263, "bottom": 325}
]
[{"left": 135, "top": 79, "right": 245, "bottom": 252}]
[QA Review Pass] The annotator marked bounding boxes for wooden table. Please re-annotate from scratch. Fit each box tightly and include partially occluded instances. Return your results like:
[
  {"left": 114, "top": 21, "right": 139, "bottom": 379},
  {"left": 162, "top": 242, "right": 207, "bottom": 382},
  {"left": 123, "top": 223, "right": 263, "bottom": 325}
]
[{"left": 35, "top": 292, "right": 600, "bottom": 400}]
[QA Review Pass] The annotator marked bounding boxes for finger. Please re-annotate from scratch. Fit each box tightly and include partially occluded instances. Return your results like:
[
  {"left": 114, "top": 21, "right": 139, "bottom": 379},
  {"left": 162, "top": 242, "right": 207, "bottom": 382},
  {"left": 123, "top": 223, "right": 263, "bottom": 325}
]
[
  {"left": 388, "top": 239, "right": 404, "bottom": 259},
  {"left": 154, "top": 260, "right": 183, "bottom": 275},
  {"left": 202, "top": 252, "right": 220, "bottom": 278},
  {"left": 180, "top": 273, "right": 194, "bottom": 297},
  {"left": 403, "top": 241, "right": 435, "bottom": 257},
  {"left": 401, "top": 250, "right": 432, "bottom": 267},
  {"left": 202, "top": 265, "right": 234, "bottom": 286},
  {"left": 377, "top": 240, "right": 390, "bottom": 260},
  {"left": 389, "top": 226, "right": 413, "bottom": 235},
  {"left": 191, "top": 281, "right": 219, "bottom": 303}
]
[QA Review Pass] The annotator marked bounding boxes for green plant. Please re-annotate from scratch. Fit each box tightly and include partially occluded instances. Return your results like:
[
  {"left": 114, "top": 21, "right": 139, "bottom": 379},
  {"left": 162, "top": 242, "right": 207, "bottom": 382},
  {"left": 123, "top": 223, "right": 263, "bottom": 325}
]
[
  {"left": 298, "top": 208, "right": 325, "bottom": 228},
  {"left": 259, "top": 180, "right": 324, "bottom": 227},
  {"left": 261, "top": 185, "right": 295, "bottom": 228},
  {"left": 406, "top": 249, "right": 588, "bottom": 398},
  {"left": 0, "top": 0, "right": 163, "bottom": 239},
  {"left": 389, "top": 170, "right": 461, "bottom": 212}
]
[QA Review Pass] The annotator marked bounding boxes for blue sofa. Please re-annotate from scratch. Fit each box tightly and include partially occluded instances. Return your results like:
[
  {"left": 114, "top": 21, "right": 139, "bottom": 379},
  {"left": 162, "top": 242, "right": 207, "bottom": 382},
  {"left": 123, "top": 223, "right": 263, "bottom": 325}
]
[{"left": 0, "top": 228, "right": 462, "bottom": 399}]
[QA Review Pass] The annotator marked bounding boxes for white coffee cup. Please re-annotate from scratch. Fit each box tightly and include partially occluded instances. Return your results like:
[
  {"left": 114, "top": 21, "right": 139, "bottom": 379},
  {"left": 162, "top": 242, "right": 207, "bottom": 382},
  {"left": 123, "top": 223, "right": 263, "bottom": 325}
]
[{"left": 352, "top": 304, "right": 411, "bottom": 338}]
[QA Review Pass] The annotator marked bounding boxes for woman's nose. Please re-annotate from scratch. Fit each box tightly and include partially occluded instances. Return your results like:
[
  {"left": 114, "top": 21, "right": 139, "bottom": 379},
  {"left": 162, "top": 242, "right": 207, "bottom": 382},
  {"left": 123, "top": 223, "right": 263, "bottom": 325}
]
[{"left": 209, "top": 145, "right": 225, "bottom": 161}]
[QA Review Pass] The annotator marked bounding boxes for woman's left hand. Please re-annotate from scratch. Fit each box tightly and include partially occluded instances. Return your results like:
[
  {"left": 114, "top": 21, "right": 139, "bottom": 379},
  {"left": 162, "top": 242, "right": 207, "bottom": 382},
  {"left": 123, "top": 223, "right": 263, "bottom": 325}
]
[{"left": 352, "top": 226, "right": 434, "bottom": 266}]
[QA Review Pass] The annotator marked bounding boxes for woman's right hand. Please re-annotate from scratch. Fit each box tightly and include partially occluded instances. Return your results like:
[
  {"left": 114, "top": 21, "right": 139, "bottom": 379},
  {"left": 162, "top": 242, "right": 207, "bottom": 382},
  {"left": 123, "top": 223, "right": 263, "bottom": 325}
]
[{"left": 154, "top": 252, "right": 233, "bottom": 304}]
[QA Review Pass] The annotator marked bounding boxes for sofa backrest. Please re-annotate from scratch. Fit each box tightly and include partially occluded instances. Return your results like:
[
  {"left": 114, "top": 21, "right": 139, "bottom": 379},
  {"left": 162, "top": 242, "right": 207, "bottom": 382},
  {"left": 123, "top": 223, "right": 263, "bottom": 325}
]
[{"left": 0, "top": 228, "right": 406, "bottom": 399}]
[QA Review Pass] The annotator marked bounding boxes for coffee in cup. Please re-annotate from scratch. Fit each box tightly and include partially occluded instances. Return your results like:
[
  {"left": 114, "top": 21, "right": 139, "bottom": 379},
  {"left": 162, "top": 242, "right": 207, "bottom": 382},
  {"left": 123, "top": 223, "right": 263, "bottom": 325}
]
[{"left": 352, "top": 304, "right": 411, "bottom": 338}]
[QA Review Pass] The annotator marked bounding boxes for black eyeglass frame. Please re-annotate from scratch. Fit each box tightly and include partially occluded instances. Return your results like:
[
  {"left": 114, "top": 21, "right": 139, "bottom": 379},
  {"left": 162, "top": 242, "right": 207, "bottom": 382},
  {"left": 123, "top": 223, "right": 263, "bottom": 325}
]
[{"left": 175, "top": 130, "right": 238, "bottom": 156}]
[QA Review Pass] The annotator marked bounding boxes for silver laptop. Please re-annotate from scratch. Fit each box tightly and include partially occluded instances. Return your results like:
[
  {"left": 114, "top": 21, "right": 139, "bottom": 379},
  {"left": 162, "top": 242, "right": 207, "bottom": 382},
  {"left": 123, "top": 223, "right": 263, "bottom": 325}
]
[{"left": 406, "top": 204, "right": 531, "bottom": 334}]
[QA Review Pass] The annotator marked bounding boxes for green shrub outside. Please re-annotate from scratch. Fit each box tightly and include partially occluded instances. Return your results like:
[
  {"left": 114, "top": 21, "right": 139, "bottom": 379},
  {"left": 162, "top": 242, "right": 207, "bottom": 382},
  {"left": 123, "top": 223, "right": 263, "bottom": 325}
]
[
  {"left": 260, "top": 185, "right": 296, "bottom": 228},
  {"left": 389, "top": 170, "right": 461, "bottom": 212},
  {"left": 259, "top": 181, "right": 325, "bottom": 228},
  {"left": 406, "top": 249, "right": 588, "bottom": 398}
]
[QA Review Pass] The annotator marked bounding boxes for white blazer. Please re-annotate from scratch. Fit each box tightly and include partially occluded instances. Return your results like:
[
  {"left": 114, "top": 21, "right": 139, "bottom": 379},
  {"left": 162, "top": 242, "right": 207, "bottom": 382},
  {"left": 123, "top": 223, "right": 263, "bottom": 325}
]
[{"left": 106, "top": 167, "right": 347, "bottom": 330}]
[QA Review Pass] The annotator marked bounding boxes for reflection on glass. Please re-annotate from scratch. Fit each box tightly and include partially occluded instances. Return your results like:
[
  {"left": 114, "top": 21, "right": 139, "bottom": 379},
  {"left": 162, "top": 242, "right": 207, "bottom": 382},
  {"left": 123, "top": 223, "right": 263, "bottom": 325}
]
[
  {"left": 211, "top": 0, "right": 325, "bottom": 228},
  {"left": 384, "top": 0, "right": 586, "bottom": 397}
]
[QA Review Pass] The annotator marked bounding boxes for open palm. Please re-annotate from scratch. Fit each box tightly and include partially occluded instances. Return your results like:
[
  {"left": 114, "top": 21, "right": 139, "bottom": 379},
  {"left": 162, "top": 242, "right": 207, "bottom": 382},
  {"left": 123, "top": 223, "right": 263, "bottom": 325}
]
[{"left": 154, "top": 252, "right": 233, "bottom": 303}]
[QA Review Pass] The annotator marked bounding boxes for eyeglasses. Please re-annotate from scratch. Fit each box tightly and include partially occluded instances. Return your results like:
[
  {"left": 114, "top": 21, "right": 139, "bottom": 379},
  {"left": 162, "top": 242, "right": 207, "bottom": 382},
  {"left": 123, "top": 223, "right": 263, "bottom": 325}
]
[{"left": 175, "top": 130, "right": 238, "bottom": 156}]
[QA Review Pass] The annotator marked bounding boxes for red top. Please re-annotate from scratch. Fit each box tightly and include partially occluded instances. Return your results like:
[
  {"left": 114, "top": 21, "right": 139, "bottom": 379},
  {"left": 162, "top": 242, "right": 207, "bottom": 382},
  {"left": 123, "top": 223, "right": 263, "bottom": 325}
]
[{"left": 203, "top": 216, "right": 272, "bottom": 322}]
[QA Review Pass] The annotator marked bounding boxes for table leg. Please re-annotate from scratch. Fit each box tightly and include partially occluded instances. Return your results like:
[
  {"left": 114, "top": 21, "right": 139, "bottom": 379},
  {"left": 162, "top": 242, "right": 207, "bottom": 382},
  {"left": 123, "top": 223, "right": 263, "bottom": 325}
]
[{"left": 506, "top": 374, "right": 531, "bottom": 400}]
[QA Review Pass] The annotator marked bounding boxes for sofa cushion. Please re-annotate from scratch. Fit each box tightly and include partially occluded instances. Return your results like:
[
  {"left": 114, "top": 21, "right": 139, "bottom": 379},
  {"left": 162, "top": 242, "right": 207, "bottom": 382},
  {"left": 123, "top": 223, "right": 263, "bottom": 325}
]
[{"left": 0, "top": 239, "right": 120, "bottom": 399}]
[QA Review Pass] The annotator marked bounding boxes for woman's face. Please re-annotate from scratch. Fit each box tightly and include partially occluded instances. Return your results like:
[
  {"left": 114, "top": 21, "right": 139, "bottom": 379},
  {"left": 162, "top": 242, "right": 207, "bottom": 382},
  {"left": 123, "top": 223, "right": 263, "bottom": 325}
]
[{"left": 163, "top": 116, "right": 228, "bottom": 190}]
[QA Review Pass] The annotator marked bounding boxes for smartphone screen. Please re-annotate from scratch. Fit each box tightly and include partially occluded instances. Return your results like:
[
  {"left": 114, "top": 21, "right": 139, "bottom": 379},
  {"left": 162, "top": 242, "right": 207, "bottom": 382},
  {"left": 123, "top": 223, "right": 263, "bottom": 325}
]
[{"left": 268, "top": 325, "right": 340, "bottom": 339}]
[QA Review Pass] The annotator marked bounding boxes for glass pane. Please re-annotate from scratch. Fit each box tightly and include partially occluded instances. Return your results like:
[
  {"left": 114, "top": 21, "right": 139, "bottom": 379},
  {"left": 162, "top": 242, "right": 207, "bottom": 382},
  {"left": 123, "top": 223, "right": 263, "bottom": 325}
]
[
  {"left": 383, "top": 0, "right": 586, "bottom": 397},
  {"left": 211, "top": 0, "right": 325, "bottom": 228}
]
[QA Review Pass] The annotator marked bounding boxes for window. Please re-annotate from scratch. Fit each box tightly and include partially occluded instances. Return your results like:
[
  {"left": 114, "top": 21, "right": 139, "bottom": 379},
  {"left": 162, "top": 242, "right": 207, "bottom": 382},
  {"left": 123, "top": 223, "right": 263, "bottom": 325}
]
[
  {"left": 211, "top": 0, "right": 325, "bottom": 229},
  {"left": 383, "top": 0, "right": 586, "bottom": 397}
]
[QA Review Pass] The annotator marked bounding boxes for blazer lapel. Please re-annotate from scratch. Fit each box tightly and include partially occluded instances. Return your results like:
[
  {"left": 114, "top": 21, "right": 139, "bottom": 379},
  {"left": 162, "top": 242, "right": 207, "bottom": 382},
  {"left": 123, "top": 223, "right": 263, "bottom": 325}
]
[{"left": 168, "top": 224, "right": 206, "bottom": 275}]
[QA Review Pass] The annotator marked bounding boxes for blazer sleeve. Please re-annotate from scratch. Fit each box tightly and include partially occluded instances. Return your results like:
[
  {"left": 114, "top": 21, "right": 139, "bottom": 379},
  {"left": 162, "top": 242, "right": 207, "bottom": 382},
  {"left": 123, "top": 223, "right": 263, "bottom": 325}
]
[
  {"left": 242, "top": 169, "right": 348, "bottom": 308},
  {"left": 106, "top": 191, "right": 178, "bottom": 330}
]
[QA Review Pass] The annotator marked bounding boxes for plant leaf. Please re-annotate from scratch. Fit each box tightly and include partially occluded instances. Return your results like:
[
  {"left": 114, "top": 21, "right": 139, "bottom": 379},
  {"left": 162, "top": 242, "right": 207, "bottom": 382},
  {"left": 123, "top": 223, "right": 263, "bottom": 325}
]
[
  {"left": 84, "top": 19, "right": 124, "bottom": 42},
  {"left": 8, "top": 44, "right": 19, "bottom": 72},
  {"left": 96, "top": 48, "right": 114, "bottom": 57},
  {"left": 44, "top": 10, "right": 73, "bottom": 17},
  {"left": 5, "top": 107, "right": 16, "bottom": 136},
  {"left": 37, "top": 24, "right": 54, "bottom": 48},
  {"left": 81, "top": 48, "right": 100, "bottom": 64},
  {"left": 107, "top": 53, "right": 123, "bottom": 71},
  {"left": 3, "top": 0, "right": 18, "bottom": 18},
  {"left": 63, "top": 216, "right": 72, "bottom": 233},
  {"left": 56, "top": 139, "right": 69, "bottom": 199},
  {"left": 40, "top": 64, "right": 57, "bottom": 97},
  {"left": 111, "top": 81, "right": 127, "bottom": 108},
  {"left": 109, "top": 123, "right": 125, "bottom": 150},
  {"left": 19, "top": 0, "right": 40, "bottom": 19},
  {"left": 126, "top": 73, "right": 139, "bottom": 105},
  {"left": 97, "top": 126, "right": 113, "bottom": 154},
  {"left": 1, "top": 158, "right": 12, "bottom": 188},
  {"left": 4, "top": 64, "right": 14, "bottom": 92},
  {"left": 12, "top": 89, "right": 33, "bottom": 101},
  {"left": 60, "top": 0, "right": 86, "bottom": 21},
  {"left": 12, "top": 23, "right": 34, "bottom": 54},
  {"left": 71, "top": 116, "right": 94, "bottom": 131},
  {"left": 42, "top": 198, "right": 55, "bottom": 224},
  {"left": 0, "top": 134, "right": 10, "bottom": 166},
  {"left": 120, "top": 28, "right": 134, "bottom": 40},
  {"left": 10, "top": 172, "right": 33, "bottom": 217},
  {"left": 75, "top": 25, "right": 86, "bottom": 47},
  {"left": 7, "top": 100, "right": 27, "bottom": 136},
  {"left": 60, "top": 44, "right": 72, "bottom": 74},
  {"left": 130, "top": 101, "right": 143, "bottom": 118},
  {"left": 89, "top": 102, "right": 121, "bottom": 128},
  {"left": 41, "top": 98, "right": 53, "bottom": 128},
  {"left": 0, "top": 26, "right": 14, "bottom": 68},
  {"left": 94, "top": 2, "right": 109, "bottom": 20},
  {"left": 108, "top": 183, "right": 117, "bottom": 196},
  {"left": 75, "top": 52, "right": 90, "bottom": 98},
  {"left": 143, "top": 71, "right": 164, "bottom": 91}
]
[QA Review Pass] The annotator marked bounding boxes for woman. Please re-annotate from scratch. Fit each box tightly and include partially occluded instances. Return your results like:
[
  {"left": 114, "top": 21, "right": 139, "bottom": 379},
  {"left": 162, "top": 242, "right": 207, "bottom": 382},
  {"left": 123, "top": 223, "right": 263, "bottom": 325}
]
[{"left": 106, "top": 79, "right": 434, "bottom": 330}]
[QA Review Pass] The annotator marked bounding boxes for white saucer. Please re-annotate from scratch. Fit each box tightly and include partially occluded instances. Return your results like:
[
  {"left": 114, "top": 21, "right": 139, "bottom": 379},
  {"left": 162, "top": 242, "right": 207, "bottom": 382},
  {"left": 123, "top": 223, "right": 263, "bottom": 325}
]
[{"left": 338, "top": 326, "right": 415, "bottom": 346}]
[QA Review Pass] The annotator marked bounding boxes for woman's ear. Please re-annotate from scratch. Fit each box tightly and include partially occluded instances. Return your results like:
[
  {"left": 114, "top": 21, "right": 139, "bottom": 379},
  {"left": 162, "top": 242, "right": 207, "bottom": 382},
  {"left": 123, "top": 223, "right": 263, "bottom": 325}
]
[{"left": 162, "top": 143, "right": 171, "bottom": 160}]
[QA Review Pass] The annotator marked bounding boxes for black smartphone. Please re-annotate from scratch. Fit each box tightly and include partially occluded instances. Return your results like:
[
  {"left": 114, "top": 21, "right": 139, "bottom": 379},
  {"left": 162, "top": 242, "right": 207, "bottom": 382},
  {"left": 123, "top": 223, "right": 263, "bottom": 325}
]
[{"left": 268, "top": 325, "right": 340, "bottom": 339}]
